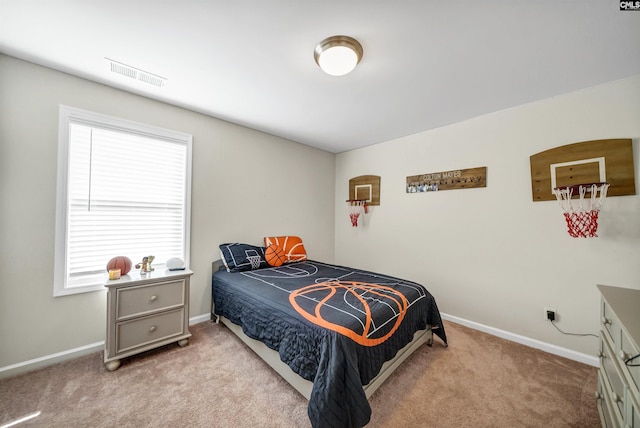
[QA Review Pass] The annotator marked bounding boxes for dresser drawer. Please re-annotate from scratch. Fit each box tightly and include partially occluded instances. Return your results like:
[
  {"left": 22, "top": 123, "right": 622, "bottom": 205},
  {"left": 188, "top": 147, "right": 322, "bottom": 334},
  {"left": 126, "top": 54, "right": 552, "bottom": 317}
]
[
  {"left": 116, "top": 279, "right": 185, "bottom": 320},
  {"left": 627, "top": 391, "right": 640, "bottom": 428},
  {"left": 621, "top": 329, "right": 640, "bottom": 395},
  {"left": 116, "top": 308, "right": 185, "bottom": 353},
  {"left": 598, "top": 372, "right": 616, "bottom": 428},
  {"left": 602, "top": 299, "right": 622, "bottom": 350},
  {"left": 601, "top": 333, "right": 626, "bottom": 421}
]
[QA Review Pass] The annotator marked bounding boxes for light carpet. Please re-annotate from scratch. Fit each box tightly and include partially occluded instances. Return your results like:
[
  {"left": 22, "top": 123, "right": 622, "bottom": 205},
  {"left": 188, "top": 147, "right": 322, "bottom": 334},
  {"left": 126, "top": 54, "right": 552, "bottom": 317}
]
[{"left": 0, "top": 320, "right": 599, "bottom": 427}]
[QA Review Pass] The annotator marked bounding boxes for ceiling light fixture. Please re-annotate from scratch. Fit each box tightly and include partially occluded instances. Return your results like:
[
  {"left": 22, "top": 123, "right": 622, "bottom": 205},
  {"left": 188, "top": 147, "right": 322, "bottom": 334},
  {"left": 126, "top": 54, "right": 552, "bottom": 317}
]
[{"left": 314, "top": 35, "right": 363, "bottom": 76}]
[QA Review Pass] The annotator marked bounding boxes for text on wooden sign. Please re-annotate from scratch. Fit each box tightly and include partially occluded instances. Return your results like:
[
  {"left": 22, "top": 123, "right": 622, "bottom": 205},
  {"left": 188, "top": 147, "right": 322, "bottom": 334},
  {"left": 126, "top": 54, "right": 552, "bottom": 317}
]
[{"left": 406, "top": 166, "right": 487, "bottom": 192}]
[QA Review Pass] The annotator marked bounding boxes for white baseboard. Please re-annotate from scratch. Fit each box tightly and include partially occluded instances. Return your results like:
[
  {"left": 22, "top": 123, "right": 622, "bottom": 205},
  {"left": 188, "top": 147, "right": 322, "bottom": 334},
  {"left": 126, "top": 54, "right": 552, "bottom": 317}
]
[
  {"left": 441, "top": 312, "right": 599, "bottom": 367},
  {"left": 0, "top": 314, "right": 212, "bottom": 379},
  {"left": 189, "top": 313, "right": 212, "bottom": 325},
  {"left": 1, "top": 312, "right": 598, "bottom": 379},
  {"left": 0, "top": 341, "right": 105, "bottom": 380}
]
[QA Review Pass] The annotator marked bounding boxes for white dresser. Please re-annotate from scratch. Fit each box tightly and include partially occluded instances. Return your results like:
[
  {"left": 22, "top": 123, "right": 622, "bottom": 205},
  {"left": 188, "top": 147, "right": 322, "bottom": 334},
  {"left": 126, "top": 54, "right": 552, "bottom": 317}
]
[
  {"left": 597, "top": 284, "right": 640, "bottom": 427},
  {"left": 104, "top": 269, "right": 193, "bottom": 371}
]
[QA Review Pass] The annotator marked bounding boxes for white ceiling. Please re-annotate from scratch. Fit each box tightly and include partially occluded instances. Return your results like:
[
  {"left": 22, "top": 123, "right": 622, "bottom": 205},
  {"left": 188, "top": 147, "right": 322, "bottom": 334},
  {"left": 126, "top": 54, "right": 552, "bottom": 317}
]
[{"left": 1, "top": 1, "right": 639, "bottom": 153}]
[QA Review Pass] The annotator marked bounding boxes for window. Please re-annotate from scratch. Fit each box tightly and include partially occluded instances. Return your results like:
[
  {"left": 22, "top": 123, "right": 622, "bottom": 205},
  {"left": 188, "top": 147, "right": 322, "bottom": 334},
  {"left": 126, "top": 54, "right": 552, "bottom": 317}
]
[{"left": 54, "top": 106, "right": 192, "bottom": 296}]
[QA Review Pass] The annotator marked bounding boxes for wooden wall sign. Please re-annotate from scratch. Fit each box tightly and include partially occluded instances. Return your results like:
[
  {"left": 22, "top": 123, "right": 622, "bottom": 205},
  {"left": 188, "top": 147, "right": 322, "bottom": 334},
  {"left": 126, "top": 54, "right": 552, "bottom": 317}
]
[
  {"left": 349, "top": 175, "right": 380, "bottom": 205},
  {"left": 530, "top": 138, "right": 635, "bottom": 201},
  {"left": 406, "top": 166, "right": 487, "bottom": 193}
]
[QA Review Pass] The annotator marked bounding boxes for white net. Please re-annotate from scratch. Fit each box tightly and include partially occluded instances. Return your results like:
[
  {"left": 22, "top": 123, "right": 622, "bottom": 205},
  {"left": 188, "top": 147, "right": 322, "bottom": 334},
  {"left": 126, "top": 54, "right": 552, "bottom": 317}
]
[
  {"left": 347, "top": 200, "right": 367, "bottom": 227},
  {"left": 552, "top": 183, "right": 609, "bottom": 238}
]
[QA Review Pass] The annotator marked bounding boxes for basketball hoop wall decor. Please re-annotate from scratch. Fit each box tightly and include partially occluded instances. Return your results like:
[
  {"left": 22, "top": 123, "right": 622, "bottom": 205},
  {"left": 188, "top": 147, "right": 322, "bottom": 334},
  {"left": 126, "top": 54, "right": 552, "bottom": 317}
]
[
  {"left": 530, "top": 138, "right": 635, "bottom": 238},
  {"left": 347, "top": 175, "right": 379, "bottom": 228}
]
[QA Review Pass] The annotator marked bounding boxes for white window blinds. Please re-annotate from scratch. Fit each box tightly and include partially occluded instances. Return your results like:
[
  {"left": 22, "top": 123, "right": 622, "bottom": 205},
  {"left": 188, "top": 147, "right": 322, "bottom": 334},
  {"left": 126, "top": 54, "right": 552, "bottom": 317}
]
[{"left": 54, "top": 106, "right": 192, "bottom": 296}]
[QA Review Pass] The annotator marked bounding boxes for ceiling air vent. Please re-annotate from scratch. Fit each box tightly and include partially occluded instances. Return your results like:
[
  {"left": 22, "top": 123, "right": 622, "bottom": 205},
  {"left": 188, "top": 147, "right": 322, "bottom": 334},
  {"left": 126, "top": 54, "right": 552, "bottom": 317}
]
[{"left": 106, "top": 58, "right": 167, "bottom": 88}]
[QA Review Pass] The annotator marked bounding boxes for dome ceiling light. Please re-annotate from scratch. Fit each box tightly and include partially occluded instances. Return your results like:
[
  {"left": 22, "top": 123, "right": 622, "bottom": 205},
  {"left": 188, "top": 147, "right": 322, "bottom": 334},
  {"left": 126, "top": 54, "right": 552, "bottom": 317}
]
[{"left": 314, "top": 35, "right": 363, "bottom": 76}]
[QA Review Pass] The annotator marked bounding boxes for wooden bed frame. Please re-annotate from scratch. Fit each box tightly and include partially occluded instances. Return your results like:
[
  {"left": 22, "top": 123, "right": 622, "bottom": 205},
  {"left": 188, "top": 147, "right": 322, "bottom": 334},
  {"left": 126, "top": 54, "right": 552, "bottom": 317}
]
[{"left": 211, "top": 260, "right": 434, "bottom": 400}]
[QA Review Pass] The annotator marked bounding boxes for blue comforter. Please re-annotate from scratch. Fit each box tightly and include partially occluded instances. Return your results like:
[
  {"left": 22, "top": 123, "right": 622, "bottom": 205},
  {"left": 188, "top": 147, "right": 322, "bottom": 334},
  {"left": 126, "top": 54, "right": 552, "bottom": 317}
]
[{"left": 212, "top": 260, "right": 446, "bottom": 428}]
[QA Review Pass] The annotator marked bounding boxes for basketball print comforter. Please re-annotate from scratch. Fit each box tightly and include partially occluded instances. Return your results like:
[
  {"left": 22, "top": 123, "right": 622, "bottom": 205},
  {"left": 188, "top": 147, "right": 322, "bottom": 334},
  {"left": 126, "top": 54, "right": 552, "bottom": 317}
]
[{"left": 212, "top": 260, "right": 447, "bottom": 428}]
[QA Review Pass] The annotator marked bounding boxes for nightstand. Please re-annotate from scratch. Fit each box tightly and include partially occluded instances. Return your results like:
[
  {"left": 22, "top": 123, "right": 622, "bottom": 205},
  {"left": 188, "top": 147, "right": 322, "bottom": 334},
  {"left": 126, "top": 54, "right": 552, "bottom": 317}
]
[{"left": 104, "top": 269, "right": 193, "bottom": 371}]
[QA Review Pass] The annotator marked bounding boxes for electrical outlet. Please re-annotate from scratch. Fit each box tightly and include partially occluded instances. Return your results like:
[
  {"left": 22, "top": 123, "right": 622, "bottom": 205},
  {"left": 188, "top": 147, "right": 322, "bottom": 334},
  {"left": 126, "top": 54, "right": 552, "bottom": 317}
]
[{"left": 545, "top": 307, "right": 557, "bottom": 321}]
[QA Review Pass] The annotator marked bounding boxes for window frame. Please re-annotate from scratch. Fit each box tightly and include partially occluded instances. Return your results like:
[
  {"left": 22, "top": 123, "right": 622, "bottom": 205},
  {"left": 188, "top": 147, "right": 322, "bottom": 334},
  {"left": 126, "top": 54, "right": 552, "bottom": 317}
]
[{"left": 54, "top": 105, "right": 192, "bottom": 297}]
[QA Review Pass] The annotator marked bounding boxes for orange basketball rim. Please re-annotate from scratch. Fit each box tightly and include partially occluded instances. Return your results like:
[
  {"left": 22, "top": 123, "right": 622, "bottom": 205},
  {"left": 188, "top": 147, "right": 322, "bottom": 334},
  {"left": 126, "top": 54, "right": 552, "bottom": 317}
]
[{"left": 289, "top": 281, "right": 409, "bottom": 346}]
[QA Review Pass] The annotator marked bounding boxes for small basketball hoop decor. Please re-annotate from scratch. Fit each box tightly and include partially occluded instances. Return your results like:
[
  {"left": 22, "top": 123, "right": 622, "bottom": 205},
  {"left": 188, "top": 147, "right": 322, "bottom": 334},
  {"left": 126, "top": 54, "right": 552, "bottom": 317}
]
[
  {"left": 346, "top": 199, "right": 368, "bottom": 227},
  {"left": 552, "top": 182, "right": 610, "bottom": 238}
]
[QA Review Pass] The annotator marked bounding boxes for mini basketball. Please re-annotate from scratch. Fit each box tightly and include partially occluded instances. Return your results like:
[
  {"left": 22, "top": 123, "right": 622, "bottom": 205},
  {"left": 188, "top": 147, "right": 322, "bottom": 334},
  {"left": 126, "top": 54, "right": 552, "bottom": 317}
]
[
  {"left": 106, "top": 256, "right": 132, "bottom": 275},
  {"left": 265, "top": 245, "right": 286, "bottom": 267}
]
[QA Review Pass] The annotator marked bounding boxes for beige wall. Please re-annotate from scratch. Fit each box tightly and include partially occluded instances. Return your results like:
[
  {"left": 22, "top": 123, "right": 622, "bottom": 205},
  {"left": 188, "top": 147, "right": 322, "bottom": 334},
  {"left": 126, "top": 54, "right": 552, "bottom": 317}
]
[
  {"left": 0, "top": 55, "right": 335, "bottom": 367},
  {"left": 2, "top": 50, "right": 639, "bottom": 371},
  {"left": 335, "top": 75, "right": 640, "bottom": 357}
]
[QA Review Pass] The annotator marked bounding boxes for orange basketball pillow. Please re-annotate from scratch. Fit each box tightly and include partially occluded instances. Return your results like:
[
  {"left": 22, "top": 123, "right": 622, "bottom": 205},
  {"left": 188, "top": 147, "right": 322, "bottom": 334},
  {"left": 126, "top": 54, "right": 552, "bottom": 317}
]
[
  {"left": 265, "top": 244, "right": 286, "bottom": 267},
  {"left": 263, "top": 236, "right": 307, "bottom": 263}
]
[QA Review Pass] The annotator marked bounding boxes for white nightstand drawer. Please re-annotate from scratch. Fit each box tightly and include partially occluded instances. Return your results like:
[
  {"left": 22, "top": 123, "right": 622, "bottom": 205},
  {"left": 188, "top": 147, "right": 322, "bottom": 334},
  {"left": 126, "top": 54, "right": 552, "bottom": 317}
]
[
  {"left": 116, "top": 308, "right": 185, "bottom": 353},
  {"left": 116, "top": 279, "right": 185, "bottom": 320}
]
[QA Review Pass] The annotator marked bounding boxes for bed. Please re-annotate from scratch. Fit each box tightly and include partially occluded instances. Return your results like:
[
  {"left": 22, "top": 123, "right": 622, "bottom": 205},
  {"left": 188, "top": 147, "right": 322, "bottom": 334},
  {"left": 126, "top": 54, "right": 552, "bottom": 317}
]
[{"left": 211, "top": 243, "right": 447, "bottom": 428}]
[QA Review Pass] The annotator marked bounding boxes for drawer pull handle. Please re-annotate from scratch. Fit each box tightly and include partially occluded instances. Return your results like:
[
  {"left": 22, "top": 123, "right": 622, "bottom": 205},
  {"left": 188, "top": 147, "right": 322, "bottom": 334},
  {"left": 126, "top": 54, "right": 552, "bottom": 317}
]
[
  {"left": 149, "top": 295, "right": 158, "bottom": 302},
  {"left": 149, "top": 325, "right": 157, "bottom": 332},
  {"left": 611, "top": 392, "right": 622, "bottom": 403},
  {"left": 594, "top": 391, "right": 602, "bottom": 400},
  {"left": 619, "top": 350, "right": 630, "bottom": 360},
  {"left": 601, "top": 317, "right": 611, "bottom": 326}
]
